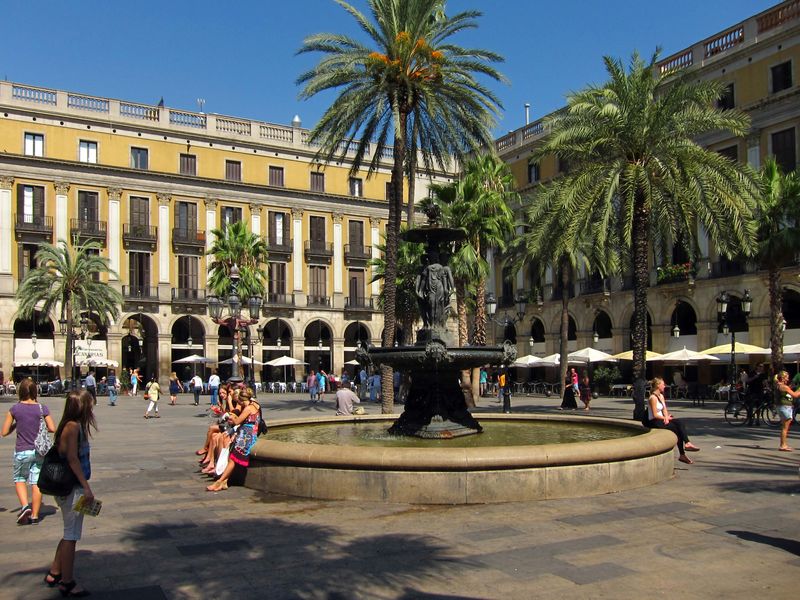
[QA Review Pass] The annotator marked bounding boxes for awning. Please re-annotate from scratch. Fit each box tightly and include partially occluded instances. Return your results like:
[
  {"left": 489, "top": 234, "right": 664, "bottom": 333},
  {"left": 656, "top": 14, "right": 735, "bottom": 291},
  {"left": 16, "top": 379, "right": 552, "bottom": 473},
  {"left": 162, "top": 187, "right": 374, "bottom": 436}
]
[
  {"left": 74, "top": 340, "right": 111, "bottom": 366},
  {"left": 14, "top": 338, "right": 56, "bottom": 366}
]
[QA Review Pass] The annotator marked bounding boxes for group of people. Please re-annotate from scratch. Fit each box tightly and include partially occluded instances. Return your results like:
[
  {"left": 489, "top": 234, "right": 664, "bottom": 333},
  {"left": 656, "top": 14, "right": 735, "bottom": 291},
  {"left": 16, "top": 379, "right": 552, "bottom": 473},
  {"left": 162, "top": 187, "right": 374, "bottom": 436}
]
[
  {"left": 194, "top": 382, "right": 263, "bottom": 492},
  {"left": 2, "top": 378, "right": 96, "bottom": 596}
]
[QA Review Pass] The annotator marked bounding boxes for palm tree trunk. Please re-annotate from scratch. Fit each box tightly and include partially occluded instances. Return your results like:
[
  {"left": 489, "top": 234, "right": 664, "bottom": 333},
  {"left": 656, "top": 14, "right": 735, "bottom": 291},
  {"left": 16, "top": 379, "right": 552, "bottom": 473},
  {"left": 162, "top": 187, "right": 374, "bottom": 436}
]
[
  {"left": 454, "top": 279, "right": 475, "bottom": 407},
  {"left": 380, "top": 115, "right": 407, "bottom": 414},
  {"left": 558, "top": 257, "right": 569, "bottom": 400},
  {"left": 470, "top": 260, "right": 486, "bottom": 404},
  {"left": 405, "top": 145, "right": 417, "bottom": 226},
  {"left": 768, "top": 266, "right": 784, "bottom": 375},
  {"left": 631, "top": 196, "right": 650, "bottom": 421}
]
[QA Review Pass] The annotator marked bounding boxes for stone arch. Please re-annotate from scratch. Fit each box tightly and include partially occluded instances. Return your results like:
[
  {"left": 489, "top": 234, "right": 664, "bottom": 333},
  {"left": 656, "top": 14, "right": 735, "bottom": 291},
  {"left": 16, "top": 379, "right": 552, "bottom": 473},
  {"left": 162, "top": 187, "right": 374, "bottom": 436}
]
[
  {"left": 12, "top": 310, "right": 58, "bottom": 381},
  {"left": 305, "top": 319, "right": 334, "bottom": 373},
  {"left": 121, "top": 313, "right": 159, "bottom": 380},
  {"left": 592, "top": 310, "right": 613, "bottom": 339}
]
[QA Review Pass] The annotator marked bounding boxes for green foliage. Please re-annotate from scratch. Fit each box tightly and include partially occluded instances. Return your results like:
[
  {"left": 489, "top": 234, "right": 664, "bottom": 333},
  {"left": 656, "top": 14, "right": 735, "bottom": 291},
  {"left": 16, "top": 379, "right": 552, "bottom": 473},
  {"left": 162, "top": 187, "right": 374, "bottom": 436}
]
[
  {"left": 656, "top": 262, "right": 695, "bottom": 283},
  {"left": 593, "top": 365, "right": 622, "bottom": 393},
  {"left": 207, "top": 221, "right": 269, "bottom": 299},
  {"left": 369, "top": 228, "right": 424, "bottom": 321}
]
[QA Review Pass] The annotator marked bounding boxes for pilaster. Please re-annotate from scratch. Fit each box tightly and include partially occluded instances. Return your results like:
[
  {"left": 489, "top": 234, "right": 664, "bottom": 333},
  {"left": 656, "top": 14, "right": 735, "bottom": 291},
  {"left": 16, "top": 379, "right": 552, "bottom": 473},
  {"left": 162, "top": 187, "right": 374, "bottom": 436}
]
[
  {"left": 54, "top": 181, "right": 70, "bottom": 245},
  {"left": 0, "top": 176, "right": 14, "bottom": 282},
  {"left": 370, "top": 218, "right": 380, "bottom": 297},
  {"left": 292, "top": 209, "right": 304, "bottom": 296},
  {"left": 107, "top": 187, "right": 122, "bottom": 280},
  {"left": 204, "top": 197, "right": 217, "bottom": 281},
  {"left": 249, "top": 203, "right": 262, "bottom": 236},
  {"left": 157, "top": 193, "right": 171, "bottom": 291},
  {"left": 333, "top": 212, "right": 343, "bottom": 296}
]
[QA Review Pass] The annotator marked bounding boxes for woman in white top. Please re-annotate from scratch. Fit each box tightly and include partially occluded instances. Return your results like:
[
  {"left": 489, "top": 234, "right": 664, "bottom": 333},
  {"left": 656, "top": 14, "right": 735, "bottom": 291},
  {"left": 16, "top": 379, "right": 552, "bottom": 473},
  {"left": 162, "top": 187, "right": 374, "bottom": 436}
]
[{"left": 647, "top": 377, "right": 699, "bottom": 464}]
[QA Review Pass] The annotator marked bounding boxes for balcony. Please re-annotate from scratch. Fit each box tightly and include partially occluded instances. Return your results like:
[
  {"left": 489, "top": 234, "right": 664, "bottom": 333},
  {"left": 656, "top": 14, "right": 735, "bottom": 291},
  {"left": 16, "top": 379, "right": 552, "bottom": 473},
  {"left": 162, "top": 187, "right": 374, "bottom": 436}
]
[
  {"left": 304, "top": 240, "right": 333, "bottom": 264},
  {"left": 264, "top": 292, "right": 295, "bottom": 307},
  {"left": 266, "top": 236, "right": 293, "bottom": 261},
  {"left": 307, "top": 294, "right": 331, "bottom": 308},
  {"left": 580, "top": 278, "right": 609, "bottom": 295},
  {"left": 172, "top": 227, "right": 206, "bottom": 255},
  {"left": 122, "top": 223, "right": 157, "bottom": 252},
  {"left": 345, "top": 296, "right": 374, "bottom": 312},
  {"left": 14, "top": 214, "right": 53, "bottom": 243},
  {"left": 171, "top": 288, "right": 206, "bottom": 314},
  {"left": 656, "top": 263, "right": 695, "bottom": 285},
  {"left": 551, "top": 284, "right": 575, "bottom": 301},
  {"left": 122, "top": 285, "right": 159, "bottom": 312},
  {"left": 344, "top": 244, "right": 372, "bottom": 266},
  {"left": 709, "top": 260, "right": 746, "bottom": 279},
  {"left": 70, "top": 218, "right": 107, "bottom": 246}
]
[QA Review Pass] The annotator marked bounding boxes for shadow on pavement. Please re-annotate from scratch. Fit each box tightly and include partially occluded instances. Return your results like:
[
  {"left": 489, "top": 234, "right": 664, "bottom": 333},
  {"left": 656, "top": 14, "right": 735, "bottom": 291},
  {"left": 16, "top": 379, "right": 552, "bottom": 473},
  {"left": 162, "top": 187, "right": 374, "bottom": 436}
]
[{"left": 728, "top": 530, "right": 800, "bottom": 557}]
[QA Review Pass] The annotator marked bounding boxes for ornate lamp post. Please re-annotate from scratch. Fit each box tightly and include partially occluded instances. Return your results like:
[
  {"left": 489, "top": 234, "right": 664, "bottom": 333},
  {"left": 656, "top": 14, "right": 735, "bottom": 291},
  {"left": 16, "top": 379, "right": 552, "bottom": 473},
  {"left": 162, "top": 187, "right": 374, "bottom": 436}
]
[
  {"left": 59, "top": 314, "right": 88, "bottom": 390},
  {"left": 717, "top": 289, "right": 752, "bottom": 386},
  {"left": 207, "top": 265, "right": 262, "bottom": 385},
  {"left": 485, "top": 291, "right": 528, "bottom": 413}
]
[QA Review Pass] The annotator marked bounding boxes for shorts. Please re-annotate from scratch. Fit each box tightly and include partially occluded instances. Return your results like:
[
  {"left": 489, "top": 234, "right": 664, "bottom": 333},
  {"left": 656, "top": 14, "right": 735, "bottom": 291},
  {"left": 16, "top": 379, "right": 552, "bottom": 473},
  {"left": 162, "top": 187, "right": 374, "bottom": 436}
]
[
  {"left": 778, "top": 405, "right": 794, "bottom": 422},
  {"left": 13, "top": 450, "right": 42, "bottom": 484},
  {"left": 56, "top": 487, "right": 85, "bottom": 541}
]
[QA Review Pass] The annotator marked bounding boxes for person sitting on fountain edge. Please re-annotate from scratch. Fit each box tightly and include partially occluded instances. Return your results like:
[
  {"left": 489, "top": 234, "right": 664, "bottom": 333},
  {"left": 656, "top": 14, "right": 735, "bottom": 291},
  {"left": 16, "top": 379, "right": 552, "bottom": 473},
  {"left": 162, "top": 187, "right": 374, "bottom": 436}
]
[{"left": 335, "top": 382, "right": 362, "bottom": 416}]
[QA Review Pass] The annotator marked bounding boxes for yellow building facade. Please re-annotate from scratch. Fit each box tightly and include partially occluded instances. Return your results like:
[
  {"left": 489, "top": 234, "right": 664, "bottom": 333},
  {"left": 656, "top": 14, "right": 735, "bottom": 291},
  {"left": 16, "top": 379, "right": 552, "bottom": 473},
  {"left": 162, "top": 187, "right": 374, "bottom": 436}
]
[
  {"left": 0, "top": 83, "right": 452, "bottom": 385},
  {"left": 491, "top": 1, "right": 800, "bottom": 382}
]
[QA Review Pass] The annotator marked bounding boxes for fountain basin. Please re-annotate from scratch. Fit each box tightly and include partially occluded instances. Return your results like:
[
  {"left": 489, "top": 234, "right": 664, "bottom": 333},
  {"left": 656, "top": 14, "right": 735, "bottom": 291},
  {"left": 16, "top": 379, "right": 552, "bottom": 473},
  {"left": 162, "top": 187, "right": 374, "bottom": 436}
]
[{"left": 246, "top": 414, "right": 677, "bottom": 504}]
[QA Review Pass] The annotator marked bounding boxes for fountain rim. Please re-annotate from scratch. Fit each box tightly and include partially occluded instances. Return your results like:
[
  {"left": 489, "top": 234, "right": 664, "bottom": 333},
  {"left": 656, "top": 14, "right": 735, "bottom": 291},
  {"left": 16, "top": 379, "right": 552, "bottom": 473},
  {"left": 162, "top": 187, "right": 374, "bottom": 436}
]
[{"left": 252, "top": 414, "right": 676, "bottom": 472}]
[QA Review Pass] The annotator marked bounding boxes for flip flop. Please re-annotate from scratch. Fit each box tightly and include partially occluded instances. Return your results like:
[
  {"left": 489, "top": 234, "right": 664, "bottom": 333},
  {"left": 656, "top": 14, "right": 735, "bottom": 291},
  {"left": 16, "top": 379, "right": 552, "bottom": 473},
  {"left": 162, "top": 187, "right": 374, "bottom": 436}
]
[{"left": 779, "top": 447, "right": 794, "bottom": 452}]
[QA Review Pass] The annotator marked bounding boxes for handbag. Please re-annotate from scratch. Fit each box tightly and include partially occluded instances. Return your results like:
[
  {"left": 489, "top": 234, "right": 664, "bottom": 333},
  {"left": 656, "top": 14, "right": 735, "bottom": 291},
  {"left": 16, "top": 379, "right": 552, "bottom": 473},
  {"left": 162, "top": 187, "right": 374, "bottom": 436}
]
[
  {"left": 34, "top": 404, "right": 53, "bottom": 457},
  {"left": 38, "top": 445, "right": 78, "bottom": 496},
  {"left": 257, "top": 407, "right": 268, "bottom": 436},
  {"left": 215, "top": 444, "right": 231, "bottom": 476},
  {"left": 143, "top": 382, "right": 151, "bottom": 400}
]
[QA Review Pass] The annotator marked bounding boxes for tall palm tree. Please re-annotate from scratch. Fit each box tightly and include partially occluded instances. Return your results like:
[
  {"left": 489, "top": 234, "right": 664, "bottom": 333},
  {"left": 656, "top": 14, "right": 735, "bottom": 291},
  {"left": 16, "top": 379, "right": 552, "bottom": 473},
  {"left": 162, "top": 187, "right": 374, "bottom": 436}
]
[
  {"left": 16, "top": 238, "right": 122, "bottom": 386},
  {"left": 297, "top": 0, "right": 504, "bottom": 411},
  {"left": 753, "top": 157, "right": 800, "bottom": 374},
  {"left": 207, "top": 220, "right": 269, "bottom": 299},
  {"left": 529, "top": 51, "right": 759, "bottom": 420}
]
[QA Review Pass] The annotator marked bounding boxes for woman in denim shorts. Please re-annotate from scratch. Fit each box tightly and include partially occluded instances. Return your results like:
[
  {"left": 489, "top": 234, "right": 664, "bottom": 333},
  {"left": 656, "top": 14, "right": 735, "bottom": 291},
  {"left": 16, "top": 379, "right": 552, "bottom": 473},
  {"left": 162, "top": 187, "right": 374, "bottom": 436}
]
[
  {"left": 775, "top": 371, "right": 800, "bottom": 452},
  {"left": 1, "top": 378, "right": 55, "bottom": 525}
]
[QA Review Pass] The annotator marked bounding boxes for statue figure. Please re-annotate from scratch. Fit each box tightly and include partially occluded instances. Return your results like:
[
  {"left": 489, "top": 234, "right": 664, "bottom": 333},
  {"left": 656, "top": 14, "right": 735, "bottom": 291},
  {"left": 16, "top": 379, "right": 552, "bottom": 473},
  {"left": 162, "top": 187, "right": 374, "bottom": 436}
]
[{"left": 415, "top": 250, "right": 454, "bottom": 328}]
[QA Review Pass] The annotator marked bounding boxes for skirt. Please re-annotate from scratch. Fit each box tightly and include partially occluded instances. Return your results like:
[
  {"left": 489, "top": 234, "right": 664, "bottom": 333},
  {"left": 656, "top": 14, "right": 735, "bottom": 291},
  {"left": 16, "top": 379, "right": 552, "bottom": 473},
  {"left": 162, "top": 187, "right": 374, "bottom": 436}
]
[{"left": 230, "top": 424, "right": 257, "bottom": 467}]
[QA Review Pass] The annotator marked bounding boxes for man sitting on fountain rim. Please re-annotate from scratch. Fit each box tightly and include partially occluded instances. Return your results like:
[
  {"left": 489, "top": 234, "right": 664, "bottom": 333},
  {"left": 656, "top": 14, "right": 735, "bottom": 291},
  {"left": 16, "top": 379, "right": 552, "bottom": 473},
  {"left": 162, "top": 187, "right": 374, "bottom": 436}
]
[{"left": 335, "top": 382, "right": 362, "bottom": 416}]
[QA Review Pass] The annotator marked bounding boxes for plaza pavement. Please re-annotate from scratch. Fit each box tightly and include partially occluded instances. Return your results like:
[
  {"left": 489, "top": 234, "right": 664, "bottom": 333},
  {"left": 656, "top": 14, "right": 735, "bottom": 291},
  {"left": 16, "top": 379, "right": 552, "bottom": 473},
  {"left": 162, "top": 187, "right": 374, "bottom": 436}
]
[{"left": 0, "top": 388, "right": 798, "bottom": 600}]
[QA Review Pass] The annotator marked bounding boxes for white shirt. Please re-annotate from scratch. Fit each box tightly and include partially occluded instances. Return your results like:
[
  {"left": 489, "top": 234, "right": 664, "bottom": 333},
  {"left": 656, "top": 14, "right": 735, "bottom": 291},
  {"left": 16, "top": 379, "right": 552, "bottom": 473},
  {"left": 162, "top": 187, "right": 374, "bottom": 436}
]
[
  {"left": 191, "top": 375, "right": 203, "bottom": 389},
  {"left": 209, "top": 374, "right": 220, "bottom": 388}
]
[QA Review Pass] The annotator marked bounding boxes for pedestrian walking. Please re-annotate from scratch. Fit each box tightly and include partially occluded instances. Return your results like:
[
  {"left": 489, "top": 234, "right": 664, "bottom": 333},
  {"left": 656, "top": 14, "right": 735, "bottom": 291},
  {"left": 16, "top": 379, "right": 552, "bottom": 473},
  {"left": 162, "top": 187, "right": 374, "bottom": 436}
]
[
  {"left": 208, "top": 371, "right": 221, "bottom": 406},
  {"left": 190, "top": 373, "right": 204, "bottom": 406},
  {"left": 84, "top": 371, "right": 97, "bottom": 405},
  {"left": 307, "top": 370, "right": 318, "bottom": 402},
  {"left": 107, "top": 369, "right": 118, "bottom": 406},
  {"left": 143, "top": 375, "right": 160, "bottom": 419},
  {"left": 775, "top": 371, "right": 800, "bottom": 452},
  {"left": 130, "top": 368, "right": 139, "bottom": 396},
  {"left": 169, "top": 372, "right": 183, "bottom": 406}
]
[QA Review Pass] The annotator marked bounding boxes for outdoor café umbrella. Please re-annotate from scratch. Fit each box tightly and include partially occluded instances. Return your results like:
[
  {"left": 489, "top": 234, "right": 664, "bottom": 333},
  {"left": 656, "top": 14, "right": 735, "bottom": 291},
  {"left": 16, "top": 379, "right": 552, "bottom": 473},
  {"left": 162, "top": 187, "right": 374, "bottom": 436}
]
[
  {"left": 265, "top": 355, "right": 307, "bottom": 383},
  {"left": 782, "top": 343, "right": 800, "bottom": 355},
  {"left": 173, "top": 353, "right": 216, "bottom": 378},
  {"left": 344, "top": 359, "right": 361, "bottom": 366},
  {"left": 611, "top": 350, "right": 663, "bottom": 361},
  {"left": 219, "top": 356, "right": 266, "bottom": 366},
  {"left": 78, "top": 357, "right": 119, "bottom": 368},
  {"left": 700, "top": 342, "right": 770, "bottom": 357},
  {"left": 512, "top": 354, "right": 544, "bottom": 367},
  {"left": 657, "top": 347, "right": 721, "bottom": 363},
  {"left": 538, "top": 353, "right": 562, "bottom": 366},
  {"left": 568, "top": 347, "right": 617, "bottom": 364}
]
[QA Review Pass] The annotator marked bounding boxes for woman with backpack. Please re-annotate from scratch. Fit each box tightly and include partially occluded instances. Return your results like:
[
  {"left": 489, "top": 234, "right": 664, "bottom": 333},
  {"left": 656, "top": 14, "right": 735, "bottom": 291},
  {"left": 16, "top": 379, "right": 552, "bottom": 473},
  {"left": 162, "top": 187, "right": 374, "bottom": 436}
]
[{"left": 1, "top": 378, "right": 56, "bottom": 525}]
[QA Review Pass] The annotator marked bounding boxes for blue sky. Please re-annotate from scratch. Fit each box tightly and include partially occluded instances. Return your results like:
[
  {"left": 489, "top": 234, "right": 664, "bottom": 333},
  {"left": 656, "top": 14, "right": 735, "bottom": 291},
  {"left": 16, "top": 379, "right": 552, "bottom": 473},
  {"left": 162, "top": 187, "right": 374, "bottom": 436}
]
[{"left": 1, "top": 0, "right": 779, "bottom": 137}]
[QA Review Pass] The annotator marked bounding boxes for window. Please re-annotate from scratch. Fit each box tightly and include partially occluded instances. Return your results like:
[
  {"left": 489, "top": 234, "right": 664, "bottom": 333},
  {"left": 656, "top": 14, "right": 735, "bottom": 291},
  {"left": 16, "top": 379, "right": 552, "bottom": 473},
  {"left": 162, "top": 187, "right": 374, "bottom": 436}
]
[
  {"left": 178, "top": 256, "right": 199, "bottom": 291},
  {"left": 310, "top": 171, "right": 325, "bottom": 193},
  {"left": 129, "top": 196, "right": 150, "bottom": 230},
  {"left": 268, "top": 262, "right": 286, "bottom": 296},
  {"left": 557, "top": 156, "right": 569, "bottom": 174},
  {"left": 717, "top": 83, "right": 735, "bottom": 110},
  {"left": 128, "top": 252, "right": 151, "bottom": 293},
  {"left": 527, "top": 162, "right": 540, "bottom": 184},
  {"left": 309, "top": 215, "right": 326, "bottom": 250},
  {"left": 385, "top": 181, "right": 393, "bottom": 201},
  {"left": 309, "top": 265, "right": 327, "bottom": 299},
  {"left": 16, "top": 184, "right": 44, "bottom": 224},
  {"left": 348, "top": 269, "right": 365, "bottom": 302},
  {"left": 501, "top": 267, "right": 514, "bottom": 306},
  {"left": 349, "top": 177, "right": 363, "bottom": 197},
  {"left": 771, "top": 61, "right": 793, "bottom": 94},
  {"left": 131, "top": 147, "right": 148, "bottom": 170},
  {"left": 19, "top": 244, "right": 39, "bottom": 281},
  {"left": 718, "top": 145, "right": 739, "bottom": 162},
  {"left": 349, "top": 220, "right": 364, "bottom": 250},
  {"left": 268, "top": 211, "right": 290, "bottom": 247},
  {"left": 78, "top": 191, "right": 99, "bottom": 223},
  {"left": 175, "top": 201, "right": 197, "bottom": 234},
  {"left": 179, "top": 153, "right": 196, "bottom": 176},
  {"left": 221, "top": 206, "right": 242, "bottom": 227},
  {"left": 269, "top": 166, "right": 284, "bottom": 187},
  {"left": 24, "top": 133, "right": 44, "bottom": 157},
  {"left": 225, "top": 160, "right": 242, "bottom": 182},
  {"left": 772, "top": 128, "right": 797, "bottom": 174}
]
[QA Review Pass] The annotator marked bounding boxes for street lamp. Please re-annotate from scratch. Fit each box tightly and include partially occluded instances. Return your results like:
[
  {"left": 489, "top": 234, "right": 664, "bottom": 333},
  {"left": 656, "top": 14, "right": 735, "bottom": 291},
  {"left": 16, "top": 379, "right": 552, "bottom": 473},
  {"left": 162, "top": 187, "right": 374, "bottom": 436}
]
[
  {"left": 59, "top": 313, "right": 89, "bottom": 390},
  {"left": 207, "top": 265, "right": 262, "bottom": 384},
  {"left": 485, "top": 291, "right": 529, "bottom": 413},
  {"left": 717, "top": 289, "right": 752, "bottom": 385}
]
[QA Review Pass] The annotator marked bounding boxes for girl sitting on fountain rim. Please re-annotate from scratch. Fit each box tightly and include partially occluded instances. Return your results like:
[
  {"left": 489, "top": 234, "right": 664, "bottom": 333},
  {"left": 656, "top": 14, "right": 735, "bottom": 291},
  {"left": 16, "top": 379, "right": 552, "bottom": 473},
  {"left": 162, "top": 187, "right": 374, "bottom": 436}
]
[{"left": 647, "top": 377, "right": 699, "bottom": 464}]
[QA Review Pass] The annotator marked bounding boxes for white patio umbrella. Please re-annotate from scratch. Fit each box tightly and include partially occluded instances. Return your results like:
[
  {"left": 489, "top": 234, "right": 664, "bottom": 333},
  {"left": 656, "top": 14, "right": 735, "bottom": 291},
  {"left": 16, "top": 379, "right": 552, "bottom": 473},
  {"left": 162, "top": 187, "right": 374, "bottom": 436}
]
[
  {"left": 656, "top": 347, "right": 721, "bottom": 363},
  {"left": 538, "top": 353, "right": 561, "bottom": 366},
  {"left": 611, "top": 350, "right": 664, "bottom": 361},
  {"left": 512, "top": 354, "right": 544, "bottom": 367},
  {"left": 700, "top": 342, "right": 770, "bottom": 356},
  {"left": 568, "top": 347, "right": 618, "bottom": 363},
  {"left": 344, "top": 359, "right": 361, "bottom": 366},
  {"left": 265, "top": 355, "right": 307, "bottom": 384},
  {"left": 782, "top": 343, "right": 800, "bottom": 355},
  {"left": 173, "top": 354, "right": 216, "bottom": 364},
  {"left": 13, "top": 358, "right": 64, "bottom": 367},
  {"left": 219, "top": 356, "right": 266, "bottom": 366},
  {"left": 78, "top": 357, "right": 119, "bottom": 368}
]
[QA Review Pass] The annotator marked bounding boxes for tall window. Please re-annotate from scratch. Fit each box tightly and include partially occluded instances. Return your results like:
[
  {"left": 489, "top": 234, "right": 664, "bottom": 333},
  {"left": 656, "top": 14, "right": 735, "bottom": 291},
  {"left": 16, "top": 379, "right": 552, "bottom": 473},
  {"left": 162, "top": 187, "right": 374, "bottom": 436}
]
[
  {"left": 17, "top": 185, "right": 44, "bottom": 224},
  {"left": 269, "top": 262, "right": 286, "bottom": 297},
  {"left": 225, "top": 160, "right": 242, "bottom": 181},
  {"left": 527, "top": 162, "right": 540, "bottom": 184},
  {"left": 175, "top": 201, "right": 197, "bottom": 234},
  {"left": 771, "top": 61, "right": 793, "bottom": 94},
  {"left": 309, "top": 215, "right": 326, "bottom": 250},
  {"left": 129, "top": 196, "right": 150, "bottom": 235},
  {"left": 77, "top": 191, "right": 99, "bottom": 223},
  {"left": 309, "top": 266, "right": 327, "bottom": 299},
  {"left": 718, "top": 145, "right": 739, "bottom": 162},
  {"left": 269, "top": 211, "right": 289, "bottom": 246},
  {"left": 385, "top": 181, "right": 393, "bottom": 201},
  {"left": 348, "top": 220, "right": 364, "bottom": 250},
  {"left": 501, "top": 267, "right": 514, "bottom": 306},
  {"left": 269, "top": 166, "right": 285, "bottom": 187},
  {"left": 349, "top": 177, "right": 363, "bottom": 197},
  {"left": 24, "top": 133, "right": 44, "bottom": 157},
  {"left": 131, "top": 147, "right": 148, "bottom": 169},
  {"left": 128, "top": 252, "right": 150, "bottom": 293},
  {"left": 348, "top": 269, "right": 365, "bottom": 302},
  {"left": 18, "top": 244, "right": 38, "bottom": 282},
  {"left": 178, "top": 256, "right": 198, "bottom": 290},
  {"left": 772, "top": 128, "right": 797, "bottom": 174},
  {"left": 717, "top": 83, "right": 735, "bottom": 110},
  {"left": 310, "top": 171, "right": 325, "bottom": 193},
  {"left": 78, "top": 140, "right": 97, "bottom": 163},
  {"left": 180, "top": 153, "right": 196, "bottom": 176},
  {"left": 221, "top": 206, "right": 242, "bottom": 227}
]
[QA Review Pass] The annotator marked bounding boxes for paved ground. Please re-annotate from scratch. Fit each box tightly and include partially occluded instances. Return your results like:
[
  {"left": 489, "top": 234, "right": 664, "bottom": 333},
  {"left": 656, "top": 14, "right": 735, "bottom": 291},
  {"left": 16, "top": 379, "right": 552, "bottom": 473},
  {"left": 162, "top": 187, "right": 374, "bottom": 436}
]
[{"left": 0, "top": 389, "right": 798, "bottom": 600}]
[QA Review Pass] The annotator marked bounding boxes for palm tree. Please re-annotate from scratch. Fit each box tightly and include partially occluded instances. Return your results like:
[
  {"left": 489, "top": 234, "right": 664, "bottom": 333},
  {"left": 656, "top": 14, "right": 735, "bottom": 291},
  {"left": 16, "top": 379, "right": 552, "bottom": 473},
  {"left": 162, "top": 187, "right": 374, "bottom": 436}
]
[
  {"left": 529, "top": 51, "right": 759, "bottom": 420},
  {"left": 297, "top": 0, "right": 504, "bottom": 411},
  {"left": 753, "top": 158, "right": 800, "bottom": 374},
  {"left": 16, "top": 238, "right": 122, "bottom": 387},
  {"left": 207, "top": 220, "right": 269, "bottom": 299}
]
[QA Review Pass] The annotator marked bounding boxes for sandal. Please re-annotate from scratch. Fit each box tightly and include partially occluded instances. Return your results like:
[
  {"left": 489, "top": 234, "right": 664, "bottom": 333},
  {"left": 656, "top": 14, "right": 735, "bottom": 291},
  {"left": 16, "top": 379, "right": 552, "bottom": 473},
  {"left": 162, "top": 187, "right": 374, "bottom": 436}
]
[
  {"left": 44, "top": 571, "right": 61, "bottom": 587},
  {"left": 684, "top": 443, "right": 700, "bottom": 452},
  {"left": 678, "top": 455, "right": 693, "bottom": 464},
  {"left": 58, "top": 580, "right": 90, "bottom": 597}
]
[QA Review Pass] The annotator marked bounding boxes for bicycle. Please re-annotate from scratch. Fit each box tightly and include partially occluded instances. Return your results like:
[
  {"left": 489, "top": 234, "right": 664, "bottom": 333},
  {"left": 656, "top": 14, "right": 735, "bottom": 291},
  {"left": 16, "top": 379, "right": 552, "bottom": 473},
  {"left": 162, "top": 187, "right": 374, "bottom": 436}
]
[
  {"left": 724, "top": 390, "right": 774, "bottom": 426},
  {"left": 760, "top": 395, "right": 800, "bottom": 427}
]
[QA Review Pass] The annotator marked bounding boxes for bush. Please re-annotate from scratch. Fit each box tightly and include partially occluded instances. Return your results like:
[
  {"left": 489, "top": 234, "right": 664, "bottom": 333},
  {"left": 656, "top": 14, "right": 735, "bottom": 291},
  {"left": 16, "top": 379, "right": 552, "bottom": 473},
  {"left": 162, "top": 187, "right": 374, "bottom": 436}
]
[{"left": 593, "top": 366, "right": 622, "bottom": 394}]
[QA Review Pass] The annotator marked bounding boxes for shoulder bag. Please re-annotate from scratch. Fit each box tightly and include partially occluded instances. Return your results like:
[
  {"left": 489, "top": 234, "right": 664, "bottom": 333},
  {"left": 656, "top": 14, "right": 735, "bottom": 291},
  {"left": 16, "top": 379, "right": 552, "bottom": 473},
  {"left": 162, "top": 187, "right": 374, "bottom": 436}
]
[
  {"left": 38, "top": 445, "right": 78, "bottom": 496},
  {"left": 34, "top": 404, "right": 53, "bottom": 457}
]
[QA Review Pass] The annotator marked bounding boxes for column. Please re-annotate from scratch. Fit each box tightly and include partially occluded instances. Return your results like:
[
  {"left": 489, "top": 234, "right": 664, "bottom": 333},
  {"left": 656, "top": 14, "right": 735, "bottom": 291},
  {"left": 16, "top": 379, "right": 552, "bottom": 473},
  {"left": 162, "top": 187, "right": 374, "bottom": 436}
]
[
  {"left": 157, "top": 194, "right": 171, "bottom": 294},
  {"left": 0, "top": 176, "right": 13, "bottom": 277},
  {"left": 54, "top": 181, "right": 70, "bottom": 245},
  {"left": 107, "top": 187, "right": 122, "bottom": 280},
  {"left": 292, "top": 209, "right": 303, "bottom": 292},
  {"left": 249, "top": 203, "right": 262, "bottom": 236},
  {"left": 746, "top": 130, "right": 761, "bottom": 169},
  {"left": 204, "top": 197, "right": 217, "bottom": 281},
  {"left": 370, "top": 218, "right": 380, "bottom": 297},
  {"left": 332, "top": 213, "right": 343, "bottom": 298}
]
